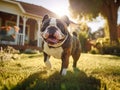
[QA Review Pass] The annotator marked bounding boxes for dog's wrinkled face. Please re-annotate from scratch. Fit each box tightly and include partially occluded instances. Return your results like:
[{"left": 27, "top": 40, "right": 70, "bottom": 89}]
[{"left": 41, "top": 15, "right": 69, "bottom": 47}]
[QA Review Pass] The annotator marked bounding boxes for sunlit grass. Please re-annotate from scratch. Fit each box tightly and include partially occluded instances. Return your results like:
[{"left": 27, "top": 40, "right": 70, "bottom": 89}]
[{"left": 0, "top": 53, "right": 120, "bottom": 90}]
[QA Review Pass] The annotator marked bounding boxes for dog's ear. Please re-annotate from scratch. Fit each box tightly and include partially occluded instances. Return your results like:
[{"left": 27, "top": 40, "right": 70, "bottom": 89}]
[
  {"left": 42, "top": 15, "right": 49, "bottom": 23},
  {"left": 61, "top": 15, "right": 70, "bottom": 26}
]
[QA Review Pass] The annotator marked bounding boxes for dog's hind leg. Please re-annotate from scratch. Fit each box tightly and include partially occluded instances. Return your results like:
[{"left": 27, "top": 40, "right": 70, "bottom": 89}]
[
  {"left": 72, "top": 51, "right": 81, "bottom": 68},
  {"left": 44, "top": 52, "right": 51, "bottom": 69},
  {"left": 72, "top": 39, "right": 81, "bottom": 68}
]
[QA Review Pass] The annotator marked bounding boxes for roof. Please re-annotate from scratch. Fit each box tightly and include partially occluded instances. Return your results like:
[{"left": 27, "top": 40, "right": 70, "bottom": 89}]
[
  {"left": 18, "top": 1, "right": 58, "bottom": 18},
  {"left": 17, "top": 1, "right": 75, "bottom": 24},
  {"left": 1, "top": 0, "right": 58, "bottom": 18}
]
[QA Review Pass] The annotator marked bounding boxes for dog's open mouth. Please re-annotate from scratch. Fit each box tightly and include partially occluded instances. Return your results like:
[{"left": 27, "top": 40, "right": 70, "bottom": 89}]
[{"left": 45, "top": 37, "right": 64, "bottom": 45}]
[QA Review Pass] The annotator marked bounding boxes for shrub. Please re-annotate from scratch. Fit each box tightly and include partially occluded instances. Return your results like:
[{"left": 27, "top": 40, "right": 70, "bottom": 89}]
[
  {"left": 0, "top": 46, "right": 20, "bottom": 62},
  {"left": 89, "top": 37, "right": 120, "bottom": 55},
  {"left": 102, "top": 45, "right": 120, "bottom": 56}
]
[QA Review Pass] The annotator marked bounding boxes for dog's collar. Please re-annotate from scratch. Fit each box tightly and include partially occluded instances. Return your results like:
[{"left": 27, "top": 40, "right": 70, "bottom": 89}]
[{"left": 41, "top": 32, "right": 68, "bottom": 48}]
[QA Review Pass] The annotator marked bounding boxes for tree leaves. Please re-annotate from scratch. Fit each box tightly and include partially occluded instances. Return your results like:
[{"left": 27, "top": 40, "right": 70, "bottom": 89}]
[{"left": 69, "top": 0, "right": 103, "bottom": 19}]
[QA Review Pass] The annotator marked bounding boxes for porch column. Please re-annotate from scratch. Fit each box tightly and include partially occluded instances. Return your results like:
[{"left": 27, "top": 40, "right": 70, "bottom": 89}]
[
  {"left": 22, "top": 16, "right": 28, "bottom": 45},
  {"left": 15, "top": 15, "right": 20, "bottom": 44},
  {"left": 37, "top": 20, "right": 42, "bottom": 47},
  {"left": 16, "top": 15, "right": 20, "bottom": 27}
]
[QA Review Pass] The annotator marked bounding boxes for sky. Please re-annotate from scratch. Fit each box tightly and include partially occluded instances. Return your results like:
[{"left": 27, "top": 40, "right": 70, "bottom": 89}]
[
  {"left": 87, "top": 16, "right": 105, "bottom": 32},
  {"left": 17, "top": 0, "right": 120, "bottom": 32}
]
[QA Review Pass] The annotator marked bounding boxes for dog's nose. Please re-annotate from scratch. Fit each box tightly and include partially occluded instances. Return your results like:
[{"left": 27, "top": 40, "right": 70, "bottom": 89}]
[
  {"left": 48, "top": 27, "right": 57, "bottom": 36},
  {"left": 48, "top": 26, "right": 57, "bottom": 33},
  {"left": 49, "top": 31, "right": 54, "bottom": 36}
]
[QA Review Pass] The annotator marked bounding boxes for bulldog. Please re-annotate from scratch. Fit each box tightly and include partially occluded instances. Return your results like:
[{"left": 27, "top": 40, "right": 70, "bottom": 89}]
[{"left": 41, "top": 15, "right": 81, "bottom": 75}]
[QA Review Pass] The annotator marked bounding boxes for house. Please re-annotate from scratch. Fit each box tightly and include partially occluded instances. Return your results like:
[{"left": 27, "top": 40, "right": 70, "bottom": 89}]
[
  {"left": 0, "top": 0, "right": 58, "bottom": 50},
  {"left": 92, "top": 28, "right": 105, "bottom": 40}
]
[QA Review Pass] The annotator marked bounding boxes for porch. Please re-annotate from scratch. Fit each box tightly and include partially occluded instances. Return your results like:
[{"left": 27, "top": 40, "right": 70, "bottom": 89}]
[{"left": 0, "top": 11, "right": 43, "bottom": 50}]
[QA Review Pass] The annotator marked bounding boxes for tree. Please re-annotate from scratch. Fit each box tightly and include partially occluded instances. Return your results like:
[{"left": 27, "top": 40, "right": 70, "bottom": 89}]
[
  {"left": 79, "top": 23, "right": 91, "bottom": 52},
  {"left": 69, "top": 0, "right": 120, "bottom": 44}
]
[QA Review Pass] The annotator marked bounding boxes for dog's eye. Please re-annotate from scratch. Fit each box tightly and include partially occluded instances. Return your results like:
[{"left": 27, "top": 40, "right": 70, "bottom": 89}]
[
  {"left": 57, "top": 23, "right": 64, "bottom": 30},
  {"left": 41, "top": 21, "right": 49, "bottom": 32},
  {"left": 57, "top": 23, "right": 67, "bottom": 35},
  {"left": 41, "top": 25, "right": 46, "bottom": 32}
]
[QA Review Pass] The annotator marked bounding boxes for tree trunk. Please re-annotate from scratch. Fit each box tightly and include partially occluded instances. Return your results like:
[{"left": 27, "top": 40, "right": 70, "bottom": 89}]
[
  {"left": 107, "top": 16, "right": 119, "bottom": 44},
  {"left": 108, "top": 2, "right": 118, "bottom": 44},
  {"left": 104, "top": 0, "right": 119, "bottom": 44}
]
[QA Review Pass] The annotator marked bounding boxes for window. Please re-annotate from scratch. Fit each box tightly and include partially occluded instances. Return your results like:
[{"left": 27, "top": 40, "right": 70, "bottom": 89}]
[{"left": 6, "top": 20, "right": 16, "bottom": 26}]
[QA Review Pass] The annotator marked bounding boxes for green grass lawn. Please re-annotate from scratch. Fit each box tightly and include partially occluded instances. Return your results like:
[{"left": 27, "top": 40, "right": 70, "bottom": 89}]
[{"left": 0, "top": 53, "right": 120, "bottom": 90}]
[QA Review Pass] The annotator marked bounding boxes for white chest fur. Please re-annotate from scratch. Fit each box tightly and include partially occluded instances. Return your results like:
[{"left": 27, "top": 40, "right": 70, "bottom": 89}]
[{"left": 43, "top": 42, "right": 63, "bottom": 59}]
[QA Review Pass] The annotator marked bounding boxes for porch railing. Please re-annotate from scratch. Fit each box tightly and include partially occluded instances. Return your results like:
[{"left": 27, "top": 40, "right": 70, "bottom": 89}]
[
  {"left": 0, "top": 33, "right": 43, "bottom": 47},
  {"left": 16, "top": 33, "right": 24, "bottom": 45},
  {"left": 0, "top": 33, "right": 24, "bottom": 45}
]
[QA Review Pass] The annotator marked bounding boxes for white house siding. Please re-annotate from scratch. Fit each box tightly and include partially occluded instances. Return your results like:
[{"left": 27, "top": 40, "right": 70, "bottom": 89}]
[{"left": 0, "top": 1, "right": 23, "bottom": 15}]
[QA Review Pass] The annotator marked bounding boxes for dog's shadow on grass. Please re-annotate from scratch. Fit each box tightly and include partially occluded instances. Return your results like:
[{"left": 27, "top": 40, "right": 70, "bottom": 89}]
[{"left": 12, "top": 68, "right": 101, "bottom": 90}]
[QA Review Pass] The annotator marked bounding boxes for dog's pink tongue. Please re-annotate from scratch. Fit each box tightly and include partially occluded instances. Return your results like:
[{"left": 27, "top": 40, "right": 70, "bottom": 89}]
[{"left": 47, "top": 38, "right": 58, "bottom": 44}]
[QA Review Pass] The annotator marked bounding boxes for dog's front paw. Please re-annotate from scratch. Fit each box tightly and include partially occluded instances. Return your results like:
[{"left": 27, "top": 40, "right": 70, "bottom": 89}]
[
  {"left": 61, "top": 68, "right": 67, "bottom": 76},
  {"left": 45, "top": 60, "right": 52, "bottom": 69}
]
